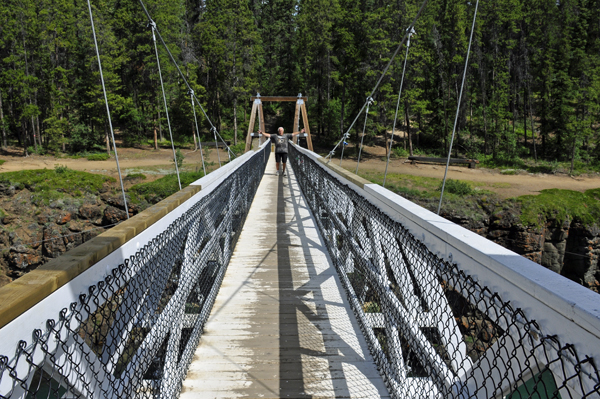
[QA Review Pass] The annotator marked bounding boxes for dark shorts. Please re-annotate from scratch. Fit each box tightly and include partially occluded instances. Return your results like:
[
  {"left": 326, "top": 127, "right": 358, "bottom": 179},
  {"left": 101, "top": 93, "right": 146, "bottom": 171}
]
[{"left": 275, "top": 152, "right": 288, "bottom": 163}]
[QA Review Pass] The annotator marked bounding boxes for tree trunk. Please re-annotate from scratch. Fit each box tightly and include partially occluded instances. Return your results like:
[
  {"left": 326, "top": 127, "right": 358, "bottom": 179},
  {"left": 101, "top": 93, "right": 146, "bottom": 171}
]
[
  {"left": 153, "top": 116, "right": 158, "bottom": 150},
  {"left": 61, "top": 114, "right": 65, "bottom": 152},
  {"left": 0, "top": 90, "right": 6, "bottom": 148},
  {"left": 233, "top": 96, "right": 238, "bottom": 146},
  {"left": 570, "top": 129, "right": 577, "bottom": 175},
  {"left": 31, "top": 115, "right": 37, "bottom": 153},
  {"left": 405, "top": 102, "right": 413, "bottom": 156},
  {"left": 523, "top": 87, "right": 528, "bottom": 149},
  {"left": 106, "top": 125, "right": 110, "bottom": 156},
  {"left": 340, "top": 82, "right": 346, "bottom": 136},
  {"left": 157, "top": 95, "right": 163, "bottom": 141}
]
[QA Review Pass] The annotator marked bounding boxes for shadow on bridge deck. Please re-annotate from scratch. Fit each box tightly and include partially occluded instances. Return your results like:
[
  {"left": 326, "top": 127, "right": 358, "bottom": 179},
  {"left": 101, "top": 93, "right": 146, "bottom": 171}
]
[{"left": 180, "top": 152, "right": 389, "bottom": 398}]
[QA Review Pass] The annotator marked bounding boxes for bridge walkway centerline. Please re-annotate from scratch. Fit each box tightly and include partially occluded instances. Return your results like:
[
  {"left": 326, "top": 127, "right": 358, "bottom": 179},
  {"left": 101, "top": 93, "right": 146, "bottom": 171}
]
[{"left": 180, "top": 152, "right": 389, "bottom": 398}]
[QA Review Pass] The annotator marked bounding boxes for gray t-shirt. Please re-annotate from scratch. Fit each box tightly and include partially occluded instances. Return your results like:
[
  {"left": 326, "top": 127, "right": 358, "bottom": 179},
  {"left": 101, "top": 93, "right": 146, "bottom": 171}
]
[{"left": 271, "top": 133, "right": 292, "bottom": 154}]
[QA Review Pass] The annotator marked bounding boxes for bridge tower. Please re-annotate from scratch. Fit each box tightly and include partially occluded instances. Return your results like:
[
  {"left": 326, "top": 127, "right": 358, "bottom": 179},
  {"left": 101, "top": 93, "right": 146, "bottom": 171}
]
[{"left": 244, "top": 93, "right": 313, "bottom": 152}]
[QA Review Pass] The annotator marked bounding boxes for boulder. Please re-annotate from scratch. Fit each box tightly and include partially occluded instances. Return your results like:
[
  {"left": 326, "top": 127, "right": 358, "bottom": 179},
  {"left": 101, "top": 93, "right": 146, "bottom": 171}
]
[
  {"left": 43, "top": 223, "right": 67, "bottom": 258},
  {"left": 103, "top": 206, "right": 128, "bottom": 225},
  {"left": 56, "top": 211, "right": 72, "bottom": 225},
  {"left": 8, "top": 245, "right": 43, "bottom": 269},
  {"left": 79, "top": 204, "right": 103, "bottom": 220}
]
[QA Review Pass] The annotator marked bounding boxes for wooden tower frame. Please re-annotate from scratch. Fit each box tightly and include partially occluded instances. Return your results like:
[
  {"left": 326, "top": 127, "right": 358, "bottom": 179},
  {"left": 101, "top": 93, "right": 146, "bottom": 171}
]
[{"left": 244, "top": 93, "right": 313, "bottom": 152}]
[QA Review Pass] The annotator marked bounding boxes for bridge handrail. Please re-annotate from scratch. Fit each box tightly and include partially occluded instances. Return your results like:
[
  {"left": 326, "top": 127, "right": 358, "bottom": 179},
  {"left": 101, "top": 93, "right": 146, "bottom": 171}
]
[
  {"left": 0, "top": 141, "right": 270, "bottom": 399},
  {"left": 290, "top": 143, "right": 600, "bottom": 398}
]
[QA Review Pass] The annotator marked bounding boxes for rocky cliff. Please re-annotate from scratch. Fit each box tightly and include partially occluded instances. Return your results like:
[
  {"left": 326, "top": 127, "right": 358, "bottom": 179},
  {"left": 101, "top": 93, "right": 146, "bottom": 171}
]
[{"left": 439, "top": 199, "right": 600, "bottom": 293}]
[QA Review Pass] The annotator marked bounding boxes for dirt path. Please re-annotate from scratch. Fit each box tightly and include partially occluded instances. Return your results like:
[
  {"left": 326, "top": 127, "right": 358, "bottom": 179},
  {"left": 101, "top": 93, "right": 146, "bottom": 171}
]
[
  {"left": 335, "top": 145, "right": 600, "bottom": 199},
  {"left": 1, "top": 145, "right": 599, "bottom": 198},
  {"left": 0, "top": 146, "right": 230, "bottom": 184}
]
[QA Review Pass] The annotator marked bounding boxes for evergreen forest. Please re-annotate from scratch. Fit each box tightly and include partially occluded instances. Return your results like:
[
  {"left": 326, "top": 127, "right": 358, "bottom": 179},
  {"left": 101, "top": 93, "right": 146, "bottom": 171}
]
[{"left": 0, "top": 0, "right": 599, "bottom": 171}]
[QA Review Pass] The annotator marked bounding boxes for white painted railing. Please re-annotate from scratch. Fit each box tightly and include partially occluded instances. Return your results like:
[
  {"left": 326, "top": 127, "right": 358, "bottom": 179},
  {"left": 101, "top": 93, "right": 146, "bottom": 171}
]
[
  {"left": 290, "top": 144, "right": 600, "bottom": 399},
  {"left": 0, "top": 142, "right": 270, "bottom": 399}
]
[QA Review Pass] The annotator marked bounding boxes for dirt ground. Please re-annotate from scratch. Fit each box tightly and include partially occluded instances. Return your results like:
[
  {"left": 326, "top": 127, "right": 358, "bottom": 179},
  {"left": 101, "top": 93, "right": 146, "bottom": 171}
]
[
  {"left": 1, "top": 144, "right": 599, "bottom": 198},
  {"left": 0, "top": 145, "right": 228, "bottom": 187},
  {"left": 337, "top": 145, "right": 600, "bottom": 199}
]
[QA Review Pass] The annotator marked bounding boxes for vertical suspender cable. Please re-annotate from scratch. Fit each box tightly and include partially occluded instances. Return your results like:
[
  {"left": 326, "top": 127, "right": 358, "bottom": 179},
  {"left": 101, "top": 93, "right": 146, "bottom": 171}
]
[
  {"left": 437, "top": 0, "right": 479, "bottom": 215},
  {"left": 355, "top": 98, "right": 373, "bottom": 174},
  {"left": 190, "top": 91, "right": 206, "bottom": 175},
  {"left": 138, "top": 0, "right": 235, "bottom": 165},
  {"left": 383, "top": 28, "right": 415, "bottom": 187},
  {"left": 152, "top": 24, "right": 181, "bottom": 190},
  {"left": 86, "top": 0, "right": 129, "bottom": 219},
  {"left": 212, "top": 127, "right": 222, "bottom": 167}
]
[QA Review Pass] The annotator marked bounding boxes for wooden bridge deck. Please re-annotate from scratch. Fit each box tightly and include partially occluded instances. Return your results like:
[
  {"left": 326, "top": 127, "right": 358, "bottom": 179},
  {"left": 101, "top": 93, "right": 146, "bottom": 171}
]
[{"left": 180, "top": 153, "right": 389, "bottom": 398}]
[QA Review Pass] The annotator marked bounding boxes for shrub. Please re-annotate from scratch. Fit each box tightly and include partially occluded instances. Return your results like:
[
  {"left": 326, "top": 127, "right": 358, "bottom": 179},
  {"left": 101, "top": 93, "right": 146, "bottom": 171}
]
[
  {"left": 129, "top": 171, "right": 204, "bottom": 203},
  {"left": 54, "top": 165, "right": 68, "bottom": 174},
  {"left": 392, "top": 147, "right": 409, "bottom": 158},
  {"left": 438, "top": 179, "right": 472, "bottom": 196},
  {"left": 174, "top": 149, "right": 185, "bottom": 168},
  {"left": 124, "top": 173, "right": 146, "bottom": 181},
  {"left": 86, "top": 153, "right": 110, "bottom": 161},
  {"left": 229, "top": 143, "right": 245, "bottom": 156}
]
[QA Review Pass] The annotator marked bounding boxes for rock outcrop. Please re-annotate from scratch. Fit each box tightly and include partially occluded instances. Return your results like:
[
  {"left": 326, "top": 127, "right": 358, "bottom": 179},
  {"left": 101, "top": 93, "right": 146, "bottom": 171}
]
[
  {"left": 0, "top": 189, "right": 146, "bottom": 284},
  {"left": 441, "top": 202, "right": 600, "bottom": 293}
]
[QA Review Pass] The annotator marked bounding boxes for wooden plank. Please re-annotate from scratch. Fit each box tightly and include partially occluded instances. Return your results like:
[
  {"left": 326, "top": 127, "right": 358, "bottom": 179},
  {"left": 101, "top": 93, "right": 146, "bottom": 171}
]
[
  {"left": 181, "top": 154, "right": 390, "bottom": 398},
  {"left": 300, "top": 102, "right": 313, "bottom": 151},
  {"left": 258, "top": 103, "right": 266, "bottom": 146},
  {"left": 251, "top": 96, "right": 308, "bottom": 102},
  {"left": 408, "top": 156, "right": 479, "bottom": 168},
  {"left": 245, "top": 101, "right": 259, "bottom": 152},
  {"left": 293, "top": 101, "right": 301, "bottom": 145}
]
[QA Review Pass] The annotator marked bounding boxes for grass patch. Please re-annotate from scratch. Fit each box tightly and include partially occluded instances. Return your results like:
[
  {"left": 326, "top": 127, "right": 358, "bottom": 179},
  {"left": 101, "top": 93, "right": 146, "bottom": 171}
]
[
  {"left": 0, "top": 166, "right": 114, "bottom": 196},
  {"left": 0, "top": 160, "right": 5, "bottom": 166},
  {"left": 124, "top": 173, "right": 146, "bottom": 181},
  {"left": 439, "top": 179, "right": 472, "bottom": 196},
  {"left": 86, "top": 153, "right": 110, "bottom": 161},
  {"left": 517, "top": 189, "right": 600, "bottom": 227},
  {"left": 129, "top": 171, "right": 205, "bottom": 203}
]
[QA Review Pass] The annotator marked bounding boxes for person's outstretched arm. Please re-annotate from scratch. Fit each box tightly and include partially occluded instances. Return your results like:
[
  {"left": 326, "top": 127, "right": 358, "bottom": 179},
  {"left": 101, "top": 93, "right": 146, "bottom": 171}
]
[
  {"left": 258, "top": 130, "right": 271, "bottom": 138},
  {"left": 291, "top": 128, "right": 306, "bottom": 137}
]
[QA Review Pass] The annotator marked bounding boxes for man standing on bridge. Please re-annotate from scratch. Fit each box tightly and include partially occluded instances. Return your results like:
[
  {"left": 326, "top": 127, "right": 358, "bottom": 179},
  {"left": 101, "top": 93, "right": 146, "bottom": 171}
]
[{"left": 259, "top": 127, "right": 305, "bottom": 177}]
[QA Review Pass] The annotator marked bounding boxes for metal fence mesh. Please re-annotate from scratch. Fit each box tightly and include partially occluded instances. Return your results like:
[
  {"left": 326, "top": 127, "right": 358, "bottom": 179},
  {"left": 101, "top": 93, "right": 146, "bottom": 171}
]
[
  {"left": 0, "top": 145, "right": 269, "bottom": 399},
  {"left": 289, "top": 145, "right": 600, "bottom": 399}
]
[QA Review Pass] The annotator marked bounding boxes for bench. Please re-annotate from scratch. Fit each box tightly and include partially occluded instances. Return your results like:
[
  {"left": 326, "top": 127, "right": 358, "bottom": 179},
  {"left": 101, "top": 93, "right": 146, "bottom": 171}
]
[{"left": 408, "top": 156, "right": 479, "bottom": 169}]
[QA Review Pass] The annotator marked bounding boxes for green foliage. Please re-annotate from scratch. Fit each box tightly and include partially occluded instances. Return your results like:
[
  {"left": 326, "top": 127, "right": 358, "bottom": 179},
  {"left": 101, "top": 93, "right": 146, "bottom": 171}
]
[
  {"left": 0, "top": 168, "right": 113, "bottom": 196},
  {"left": 86, "top": 153, "right": 110, "bottom": 161},
  {"left": 174, "top": 149, "right": 184, "bottom": 168},
  {"left": 438, "top": 180, "right": 473, "bottom": 196},
  {"left": 0, "top": 0, "right": 599, "bottom": 166},
  {"left": 392, "top": 147, "right": 409, "bottom": 158},
  {"left": 124, "top": 173, "right": 146, "bottom": 181},
  {"left": 517, "top": 189, "right": 600, "bottom": 227},
  {"left": 0, "top": 160, "right": 6, "bottom": 166},
  {"left": 129, "top": 171, "right": 205, "bottom": 203},
  {"left": 229, "top": 143, "right": 245, "bottom": 156}
]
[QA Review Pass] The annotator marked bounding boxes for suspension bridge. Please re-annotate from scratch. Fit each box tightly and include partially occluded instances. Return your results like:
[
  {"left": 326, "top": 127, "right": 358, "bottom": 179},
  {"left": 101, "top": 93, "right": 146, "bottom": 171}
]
[
  {"left": 1, "top": 141, "right": 599, "bottom": 398},
  {"left": 1, "top": 0, "right": 600, "bottom": 397}
]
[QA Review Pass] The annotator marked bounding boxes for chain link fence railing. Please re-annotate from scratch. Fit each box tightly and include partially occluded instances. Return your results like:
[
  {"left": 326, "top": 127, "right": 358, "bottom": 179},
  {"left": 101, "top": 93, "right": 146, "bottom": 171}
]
[
  {"left": 0, "top": 144, "right": 270, "bottom": 399},
  {"left": 289, "top": 145, "right": 600, "bottom": 399}
]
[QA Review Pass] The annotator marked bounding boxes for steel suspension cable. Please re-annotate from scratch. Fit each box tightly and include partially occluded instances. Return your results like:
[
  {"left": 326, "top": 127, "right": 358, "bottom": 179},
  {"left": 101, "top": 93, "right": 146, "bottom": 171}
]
[
  {"left": 86, "top": 0, "right": 129, "bottom": 219},
  {"left": 212, "top": 127, "right": 221, "bottom": 167},
  {"left": 437, "top": 0, "right": 479, "bottom": 215},
  {"left": 355, "top": 97, "right": 373, "bottom": 174},
  {"left": 326, "top": 0, "right": 429, "bottom": 163},
  {"left": 152, "top": 24, "right": 181, "bottom": 190},
  {"left": 138, "top": 0, "right": 235, "bottom": 162},
  {"left": 190, "top": 90, "right": 206, "bottom": 175},
  {"left": 383, "top": 28, "right": 415, "bottom": 187}
]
